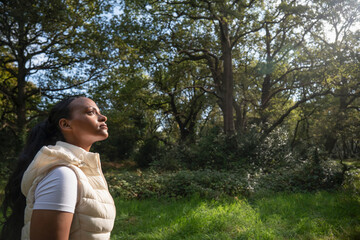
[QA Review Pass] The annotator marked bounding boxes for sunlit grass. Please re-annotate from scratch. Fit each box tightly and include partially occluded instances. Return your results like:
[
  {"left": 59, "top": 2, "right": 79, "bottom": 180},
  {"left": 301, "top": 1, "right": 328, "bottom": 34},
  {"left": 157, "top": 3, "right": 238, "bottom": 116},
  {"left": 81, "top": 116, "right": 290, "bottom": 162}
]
[
  {"left": 254, "top": 192, "right": 360, "bottom": 239},
  {"left": 1, "top": 167, "right": 359, "bottom": 239},
  {"left": 111, "top": 191, "right": 360, "bottom": 240},
  {"left": 112, "top": 196, "right": 270, "bottom": 240}
]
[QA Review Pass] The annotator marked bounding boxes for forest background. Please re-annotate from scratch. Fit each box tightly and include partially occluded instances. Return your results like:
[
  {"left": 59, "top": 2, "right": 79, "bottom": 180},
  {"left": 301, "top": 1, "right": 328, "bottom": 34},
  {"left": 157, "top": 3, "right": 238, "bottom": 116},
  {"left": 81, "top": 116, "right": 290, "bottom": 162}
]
[
  {"left": 1, "top": 0, "right": 360, "bottom": 238},
  {"left": 1, "top": 0, "right": 360, "bottom": 220}
]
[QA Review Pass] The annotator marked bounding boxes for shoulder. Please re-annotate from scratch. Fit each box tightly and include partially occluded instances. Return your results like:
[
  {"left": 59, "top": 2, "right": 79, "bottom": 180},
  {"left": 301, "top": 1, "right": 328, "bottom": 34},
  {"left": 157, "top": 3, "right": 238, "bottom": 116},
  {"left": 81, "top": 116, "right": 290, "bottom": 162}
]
[
  {"left": 51, "top": 166, "right": 77, "bottom": 176},
  {"left": 41, "top": 166, "right": 77, "bottom": 185},
  {"left": 34, "top": 166, "right": 78, "bottom": 213}
]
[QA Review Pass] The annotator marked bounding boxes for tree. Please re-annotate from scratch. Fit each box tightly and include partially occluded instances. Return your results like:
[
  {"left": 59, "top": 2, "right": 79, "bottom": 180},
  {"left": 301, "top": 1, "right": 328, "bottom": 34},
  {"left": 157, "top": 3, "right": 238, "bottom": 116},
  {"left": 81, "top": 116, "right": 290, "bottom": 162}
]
[
  {"left": 152, "top": 61, "right": 212, "bottom": 142},
  {"left": 0, "top": 0, "right": 112, "bottom": 145},
  {"left": 310, "top": 0, "right": 360, "bottom": 155},
  {"left": 243, "top": 0, "right": 330, "bottom": 139},
  {"left": 121, "top": 0, "right": 265, "bottom": 136}
]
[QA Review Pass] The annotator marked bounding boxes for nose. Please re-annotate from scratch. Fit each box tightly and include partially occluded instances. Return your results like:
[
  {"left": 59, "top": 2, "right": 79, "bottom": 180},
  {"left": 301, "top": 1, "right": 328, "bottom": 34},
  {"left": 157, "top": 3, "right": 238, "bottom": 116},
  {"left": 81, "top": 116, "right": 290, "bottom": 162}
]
[{"left": 99, "top": 113, "right": 107, "bottom": 122}]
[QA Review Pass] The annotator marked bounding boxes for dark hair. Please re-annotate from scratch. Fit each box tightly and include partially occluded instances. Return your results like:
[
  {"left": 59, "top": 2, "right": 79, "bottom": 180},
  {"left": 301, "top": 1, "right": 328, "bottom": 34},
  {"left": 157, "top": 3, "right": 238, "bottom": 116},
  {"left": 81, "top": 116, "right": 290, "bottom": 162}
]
[{"left": 0, "top": 96, "right": 81, "bottom": 240}]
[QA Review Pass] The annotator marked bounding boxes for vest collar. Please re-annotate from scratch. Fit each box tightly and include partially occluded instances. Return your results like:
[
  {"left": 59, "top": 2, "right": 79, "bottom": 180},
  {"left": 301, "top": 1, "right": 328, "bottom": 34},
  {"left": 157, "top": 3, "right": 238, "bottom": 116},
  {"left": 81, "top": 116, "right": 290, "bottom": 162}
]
[{"left": 56, "top": 141, "right": 100, "bottom": 169}]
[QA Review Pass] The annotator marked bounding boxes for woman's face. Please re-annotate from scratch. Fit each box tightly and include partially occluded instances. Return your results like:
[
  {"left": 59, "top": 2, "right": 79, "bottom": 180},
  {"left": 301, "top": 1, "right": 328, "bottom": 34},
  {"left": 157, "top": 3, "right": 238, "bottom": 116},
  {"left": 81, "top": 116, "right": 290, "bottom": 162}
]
[{"left": 61, "top": 97, "right": 108, "bottom": 151}]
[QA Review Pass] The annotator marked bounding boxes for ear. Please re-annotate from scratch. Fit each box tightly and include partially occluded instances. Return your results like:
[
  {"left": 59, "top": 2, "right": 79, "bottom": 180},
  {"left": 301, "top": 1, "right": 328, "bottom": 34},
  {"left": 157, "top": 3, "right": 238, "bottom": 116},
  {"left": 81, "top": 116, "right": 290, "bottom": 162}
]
[{"left": 59, "top": 118, "right": 72, "bottom": 131}]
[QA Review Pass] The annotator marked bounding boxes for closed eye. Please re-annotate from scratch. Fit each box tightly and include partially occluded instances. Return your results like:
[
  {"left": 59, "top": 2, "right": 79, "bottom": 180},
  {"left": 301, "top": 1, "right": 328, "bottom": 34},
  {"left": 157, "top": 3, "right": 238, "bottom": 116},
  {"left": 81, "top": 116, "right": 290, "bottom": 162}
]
[{"left": 87, "top": 106, "right": 102, "bottom": 116}]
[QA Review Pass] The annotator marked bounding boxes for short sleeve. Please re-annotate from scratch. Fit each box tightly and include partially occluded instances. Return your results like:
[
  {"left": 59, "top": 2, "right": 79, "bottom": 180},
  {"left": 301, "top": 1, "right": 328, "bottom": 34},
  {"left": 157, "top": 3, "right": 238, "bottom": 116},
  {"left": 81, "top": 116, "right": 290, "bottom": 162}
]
[{"left": 34, "top": 166, "right": 78, "bottom": 213}]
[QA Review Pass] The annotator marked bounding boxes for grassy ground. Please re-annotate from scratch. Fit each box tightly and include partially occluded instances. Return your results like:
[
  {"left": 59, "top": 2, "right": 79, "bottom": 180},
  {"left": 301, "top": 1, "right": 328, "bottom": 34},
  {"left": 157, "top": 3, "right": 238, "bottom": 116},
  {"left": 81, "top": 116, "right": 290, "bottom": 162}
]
[
  {"left": 112, "top": 191, "right": 360, "bottom": 240},
  {"left": 1, "top": 160, "right": 359, "bottom": 239},
  {"left": 1, "top": 190, "right": 358, "bottom": 240}
]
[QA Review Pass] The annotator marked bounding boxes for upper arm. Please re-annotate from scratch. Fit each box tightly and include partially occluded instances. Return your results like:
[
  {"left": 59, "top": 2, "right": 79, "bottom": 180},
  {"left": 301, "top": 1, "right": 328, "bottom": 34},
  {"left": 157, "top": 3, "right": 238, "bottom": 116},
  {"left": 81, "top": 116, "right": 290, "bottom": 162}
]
[
  {"left": 31, "top": 166, "right": 78, "bottom": 239},
  {"left": 30, "top": 210, "right": 73, "bottom": 240},
  {"left": 34, "top": 166, "right": 78, "bottom": 213}
]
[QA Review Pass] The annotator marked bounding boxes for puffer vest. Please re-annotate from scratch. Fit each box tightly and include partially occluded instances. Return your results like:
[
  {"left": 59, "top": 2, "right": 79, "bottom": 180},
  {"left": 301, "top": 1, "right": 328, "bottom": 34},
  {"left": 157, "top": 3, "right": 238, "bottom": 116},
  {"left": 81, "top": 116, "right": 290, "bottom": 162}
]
[{"left": 21, "top": 141, "right": 116, "bottom": 240}]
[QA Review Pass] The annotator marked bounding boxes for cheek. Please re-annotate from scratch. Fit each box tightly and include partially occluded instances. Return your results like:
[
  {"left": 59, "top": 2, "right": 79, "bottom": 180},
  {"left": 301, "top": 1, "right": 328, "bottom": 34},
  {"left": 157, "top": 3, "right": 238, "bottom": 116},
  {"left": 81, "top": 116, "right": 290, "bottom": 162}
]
[{"left": 72, "top": 119, "right": 96, "bottom": 134}]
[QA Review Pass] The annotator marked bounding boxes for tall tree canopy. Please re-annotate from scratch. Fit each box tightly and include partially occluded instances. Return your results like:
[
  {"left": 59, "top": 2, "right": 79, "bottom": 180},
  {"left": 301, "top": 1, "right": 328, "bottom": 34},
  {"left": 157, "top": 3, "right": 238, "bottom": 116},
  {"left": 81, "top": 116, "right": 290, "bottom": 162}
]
[
  {"left": 0, "top": 0, "right": 112, "bottom": 145},
  {"left": 0, "top": 0, "right": 359, "bottom": 162}
]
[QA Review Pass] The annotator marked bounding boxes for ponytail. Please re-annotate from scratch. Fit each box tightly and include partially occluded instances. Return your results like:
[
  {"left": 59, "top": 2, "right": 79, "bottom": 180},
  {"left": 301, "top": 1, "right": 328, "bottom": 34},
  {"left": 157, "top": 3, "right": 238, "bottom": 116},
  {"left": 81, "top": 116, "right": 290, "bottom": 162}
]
[{"left": 0, "top": 96, "right": 80, "bottom": 240}]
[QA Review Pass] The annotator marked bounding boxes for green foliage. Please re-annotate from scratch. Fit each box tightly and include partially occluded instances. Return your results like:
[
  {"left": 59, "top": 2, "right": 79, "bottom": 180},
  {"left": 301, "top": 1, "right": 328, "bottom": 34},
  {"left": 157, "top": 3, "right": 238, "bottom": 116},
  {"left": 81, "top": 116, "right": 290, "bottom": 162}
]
[
  {"left": 342, "top": 160, "right": 360, "bottom": 194},
  {"left": 152, "top": 126, "right": 259, "bottom": 171},
  {"left": 133, "top": 137, "right": 160, "bottom": 168},
  {"left": 244, "top": 129, "right": 345, "bottom": 193},
  {"left": 106, "top": 170, "right": 162, "bottom": 199},
  {"left": 149, "top": 126, "right": 346, "bottom": 195},
  {"left": 105, "top": 128, "right": 345, "bottom": 198},
  {"left": 152, "top": 125, "right": 285, "bottom": 171},
  {"left": 0, "top": 0, "right": 113, "bottom": 149},
  {"left": 160, "top": 169, "right": 249, "bottom": 199},
  {"left": 0, "top": 128, "right": 18, "bottom": 167},
  {"left": 0, "top": 1, "right": 359, "bottom": 218},
  {"left": 93, "top": 124, "right": 139, "bottom": 162},
  {"left": 254, "top": 159, "right": 344, "bottom": 193},
  {"left": 149, "top": 144, "right": 187, "bottom": 171},
  {"left": 0, "top": 160, "right": 11, "bottom": 186},
  {"left": 106, "top": 169, "right": 249, "bottom": 200}
]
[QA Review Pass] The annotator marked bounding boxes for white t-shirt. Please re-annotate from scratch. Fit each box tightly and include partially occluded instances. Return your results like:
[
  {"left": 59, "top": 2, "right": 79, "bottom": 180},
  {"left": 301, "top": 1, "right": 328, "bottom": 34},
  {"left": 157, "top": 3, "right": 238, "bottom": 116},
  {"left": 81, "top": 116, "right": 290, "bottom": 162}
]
[{"left": 33, "top": 166, "right": 78, "bottom": 213}]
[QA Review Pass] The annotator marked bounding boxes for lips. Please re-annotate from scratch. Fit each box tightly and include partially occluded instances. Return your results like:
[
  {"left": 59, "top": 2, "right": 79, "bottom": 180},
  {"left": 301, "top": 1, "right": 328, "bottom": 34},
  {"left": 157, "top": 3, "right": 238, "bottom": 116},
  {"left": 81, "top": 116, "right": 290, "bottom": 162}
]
[{"left": 100, "top": 124, "right": 108, "bottom": 129}]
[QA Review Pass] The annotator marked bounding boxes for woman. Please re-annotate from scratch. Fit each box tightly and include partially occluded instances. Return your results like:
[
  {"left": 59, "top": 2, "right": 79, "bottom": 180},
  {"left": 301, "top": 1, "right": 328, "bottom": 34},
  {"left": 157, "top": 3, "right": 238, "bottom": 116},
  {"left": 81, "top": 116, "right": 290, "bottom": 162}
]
[{"left": 1, "top": 96, "right": 116, "bottom": 240}]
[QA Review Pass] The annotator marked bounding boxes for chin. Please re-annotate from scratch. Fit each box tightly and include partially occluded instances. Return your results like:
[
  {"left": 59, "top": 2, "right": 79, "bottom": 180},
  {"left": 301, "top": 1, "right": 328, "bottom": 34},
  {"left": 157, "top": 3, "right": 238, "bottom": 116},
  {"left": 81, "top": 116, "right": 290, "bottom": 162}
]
[
  {"left": 94, "top": 134, "right": 108, "bottom": 143},
  {"left": 102, "top": 133, "right": 109, "bottom": 140},
  {"left": 99, "top": 129, "right": 109, "bottom": 138}
]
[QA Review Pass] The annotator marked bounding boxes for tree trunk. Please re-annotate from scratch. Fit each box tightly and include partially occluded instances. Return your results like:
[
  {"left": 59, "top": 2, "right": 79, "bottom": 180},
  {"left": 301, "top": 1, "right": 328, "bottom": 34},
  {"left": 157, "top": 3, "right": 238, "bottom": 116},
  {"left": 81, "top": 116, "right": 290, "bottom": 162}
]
[
  {"left": 260, "top": 23, "right": 272, "bottom": 125},
  {"left": 220, "top": 20, "right": 235, "bottom": 136},
  {"left": 260, "top": 74, "right": 271, "bottom": 124},
  {"left": 15, "top": 20, "right": 28, "bottom": 148},
  {"left": 233, "top": 101, "right": 247, "bottom": 133},
  {"left": 325, "top": 83, "right": 348, "bottom": 154}
]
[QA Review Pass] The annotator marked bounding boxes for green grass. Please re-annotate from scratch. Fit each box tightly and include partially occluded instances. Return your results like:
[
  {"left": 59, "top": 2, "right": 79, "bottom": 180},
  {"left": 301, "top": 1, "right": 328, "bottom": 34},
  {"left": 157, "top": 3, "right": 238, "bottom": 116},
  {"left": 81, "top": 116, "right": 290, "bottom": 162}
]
[
  {"left": 112, "top": 191, "right": 360, "bottom": 240},
  {"left": 1, "top": 162, "right": 360, "bottom": 239}
]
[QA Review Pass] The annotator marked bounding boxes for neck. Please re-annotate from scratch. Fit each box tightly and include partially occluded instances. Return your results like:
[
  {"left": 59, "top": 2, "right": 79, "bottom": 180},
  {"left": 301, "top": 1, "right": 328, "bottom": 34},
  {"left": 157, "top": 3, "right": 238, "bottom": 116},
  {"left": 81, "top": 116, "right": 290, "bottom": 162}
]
[{"left": 63, "top": 138, "right": 92, "bottom": 152}]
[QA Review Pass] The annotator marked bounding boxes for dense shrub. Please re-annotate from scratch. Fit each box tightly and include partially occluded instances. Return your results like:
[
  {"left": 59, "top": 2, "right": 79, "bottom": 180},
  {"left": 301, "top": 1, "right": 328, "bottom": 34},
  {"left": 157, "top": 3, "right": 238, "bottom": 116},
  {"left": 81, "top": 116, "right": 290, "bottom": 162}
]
[
  {"left": 105, "top": 170, "right": 162, "bottom": 199},
  {"left": 0, "top": 161, "right": 11, "bottom": 182},
  {"left": 342, "top": 163, "right": 360, "bottom": 194},
  {"left": 251, "top": 127, "right": 296, "bottom": 171},
  {"left": 133, "top": 137, "right": 160, "bottom": 168},
  {"left": 141, "top": 126, "right": 347, "bottom": 196},
  {"left": 0, "top": 128, "right": 19, "bottom": 171},
  {"left": 152, "top": 126, "right": 299, "bottom": 172},
  {"left": 252, "top": 159, "right": 344, "bottom": 193},
  {"left": 151, "top": 126, "right": 260, "bottom": 171},
  {"left": 93, "top": 126, "right": 139, "bottom": 162},
  {"left": 247, "top": 130, "right": 345, "bottom": 193},
  {"left": 150, "top": 144, "right": 189, "bottom": 171},
  {"left": 106, "top": 156, "right": 346, "bottom": 200},
  {"left": 105, "top": 169, "right": 250, "bottom": 200},
  {"left": 160, "top": 169, "right": 249, "bottom": 199}
]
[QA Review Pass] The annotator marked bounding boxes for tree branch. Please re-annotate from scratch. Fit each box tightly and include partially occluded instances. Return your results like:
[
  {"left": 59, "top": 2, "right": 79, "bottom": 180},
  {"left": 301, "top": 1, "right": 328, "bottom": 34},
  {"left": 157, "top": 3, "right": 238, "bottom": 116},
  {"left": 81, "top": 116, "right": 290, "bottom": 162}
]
[{"left": 262, "top": 89, "right": 331, "bottom": 139}]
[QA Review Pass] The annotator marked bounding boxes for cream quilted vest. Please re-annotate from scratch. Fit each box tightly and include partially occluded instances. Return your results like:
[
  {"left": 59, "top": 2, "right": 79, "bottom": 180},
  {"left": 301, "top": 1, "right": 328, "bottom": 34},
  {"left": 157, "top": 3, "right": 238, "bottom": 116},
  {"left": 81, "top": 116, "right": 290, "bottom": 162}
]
[{"left": 21, "top": 141, "right": 116, "bottom": 240}]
